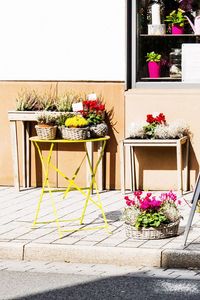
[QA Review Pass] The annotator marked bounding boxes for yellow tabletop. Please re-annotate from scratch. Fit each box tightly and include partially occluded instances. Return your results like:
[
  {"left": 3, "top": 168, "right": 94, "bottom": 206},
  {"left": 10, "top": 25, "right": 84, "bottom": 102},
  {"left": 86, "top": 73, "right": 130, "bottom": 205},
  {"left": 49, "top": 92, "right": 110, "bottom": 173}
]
[{"left": 30, "top": 136, "right": 110, "bottom": 143}]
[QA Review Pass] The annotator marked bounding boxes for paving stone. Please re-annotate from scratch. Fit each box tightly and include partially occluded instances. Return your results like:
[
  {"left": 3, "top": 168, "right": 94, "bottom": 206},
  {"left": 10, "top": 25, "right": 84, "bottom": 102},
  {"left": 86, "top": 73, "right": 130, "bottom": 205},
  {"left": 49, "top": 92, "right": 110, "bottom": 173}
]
[{"left": 0, "top": 188, "right": 199, "bottom": 268}]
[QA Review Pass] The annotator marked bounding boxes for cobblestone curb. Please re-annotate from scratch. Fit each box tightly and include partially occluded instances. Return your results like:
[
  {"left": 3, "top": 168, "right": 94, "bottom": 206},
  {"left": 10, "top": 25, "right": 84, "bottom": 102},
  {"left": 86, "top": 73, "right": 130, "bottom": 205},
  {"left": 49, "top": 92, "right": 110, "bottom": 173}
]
[{"left": 1, "top": 242, "right": 200, "bottom": 269}]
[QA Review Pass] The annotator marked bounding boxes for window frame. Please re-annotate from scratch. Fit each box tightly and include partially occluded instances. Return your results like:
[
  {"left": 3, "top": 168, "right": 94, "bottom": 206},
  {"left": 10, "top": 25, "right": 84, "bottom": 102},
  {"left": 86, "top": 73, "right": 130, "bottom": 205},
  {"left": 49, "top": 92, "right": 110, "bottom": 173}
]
[{"left": 127, "top": 0, "right": 200, "bottom": 89}]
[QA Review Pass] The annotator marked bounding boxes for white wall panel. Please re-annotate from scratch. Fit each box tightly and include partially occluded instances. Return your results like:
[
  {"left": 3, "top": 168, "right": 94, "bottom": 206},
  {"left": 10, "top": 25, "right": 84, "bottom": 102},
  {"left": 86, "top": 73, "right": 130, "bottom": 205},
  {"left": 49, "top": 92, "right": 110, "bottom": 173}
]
[{"left": 0, "top": 0, "right": 125, "bottom": 81}]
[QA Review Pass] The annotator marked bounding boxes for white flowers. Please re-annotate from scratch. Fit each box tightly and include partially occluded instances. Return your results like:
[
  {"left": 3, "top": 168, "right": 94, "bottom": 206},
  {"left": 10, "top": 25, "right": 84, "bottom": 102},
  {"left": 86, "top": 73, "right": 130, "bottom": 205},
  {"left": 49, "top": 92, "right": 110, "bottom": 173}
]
[
  {"left": 129, "top": 119, "right": 189, "bottom": 139},
  {"left": 129, "top": 122, "right": 145, "bottom": 138}
]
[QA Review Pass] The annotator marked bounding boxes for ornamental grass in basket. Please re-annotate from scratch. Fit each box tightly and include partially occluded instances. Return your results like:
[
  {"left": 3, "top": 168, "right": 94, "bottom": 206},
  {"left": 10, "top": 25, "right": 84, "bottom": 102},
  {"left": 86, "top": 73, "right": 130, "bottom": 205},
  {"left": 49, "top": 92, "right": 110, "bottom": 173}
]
[
  {"left": 35, "top": 111, "right": 57, "bottom": 140},
  {"left": 122, "top": 191, "right": 182, "bottom": 240}
]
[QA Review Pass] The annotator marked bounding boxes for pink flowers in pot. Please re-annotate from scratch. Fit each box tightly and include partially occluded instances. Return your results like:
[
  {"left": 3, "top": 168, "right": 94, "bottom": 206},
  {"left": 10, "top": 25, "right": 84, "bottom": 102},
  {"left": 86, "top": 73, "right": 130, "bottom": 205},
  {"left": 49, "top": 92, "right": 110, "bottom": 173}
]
[{"left": 123, "top": 191, "right": 181, "bottom": 229}]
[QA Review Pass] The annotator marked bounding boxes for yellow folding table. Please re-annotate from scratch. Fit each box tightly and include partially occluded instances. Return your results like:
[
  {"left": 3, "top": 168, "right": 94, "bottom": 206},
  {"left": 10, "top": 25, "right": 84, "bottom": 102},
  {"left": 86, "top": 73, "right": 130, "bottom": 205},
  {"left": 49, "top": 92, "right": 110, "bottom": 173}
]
[{"left": 30, "top": 136, "right": 110, "bottom": 238}]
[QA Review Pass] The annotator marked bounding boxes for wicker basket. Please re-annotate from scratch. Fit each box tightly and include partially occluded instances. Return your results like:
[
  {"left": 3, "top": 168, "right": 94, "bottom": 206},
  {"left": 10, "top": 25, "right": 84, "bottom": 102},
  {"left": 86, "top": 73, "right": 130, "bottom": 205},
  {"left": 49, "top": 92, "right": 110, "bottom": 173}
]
[
  {"left": 35, "top": 125, "right": 57, "bottom": 140},
  {"left": 125, "top": 219, "right": 180, "bottom": 240},
  {"left": 61, "top": 127, "right": 89, "bottom": 140},
  {"left": 90, "top": 123, "right": 108, "bottom": 138}
]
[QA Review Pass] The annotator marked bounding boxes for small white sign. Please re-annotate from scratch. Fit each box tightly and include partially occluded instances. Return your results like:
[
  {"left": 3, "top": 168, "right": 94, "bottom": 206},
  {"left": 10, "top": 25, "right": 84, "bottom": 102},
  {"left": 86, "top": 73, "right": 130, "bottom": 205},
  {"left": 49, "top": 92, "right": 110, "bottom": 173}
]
[
  {"left": 87, "top": 93, "right": 97, "bottom": 100},
  {"left": 72, "top": 102, "right": 83, "bottom": 112},
  {"left": 182, "top": 44, "right": 200, "bottom": 83}
]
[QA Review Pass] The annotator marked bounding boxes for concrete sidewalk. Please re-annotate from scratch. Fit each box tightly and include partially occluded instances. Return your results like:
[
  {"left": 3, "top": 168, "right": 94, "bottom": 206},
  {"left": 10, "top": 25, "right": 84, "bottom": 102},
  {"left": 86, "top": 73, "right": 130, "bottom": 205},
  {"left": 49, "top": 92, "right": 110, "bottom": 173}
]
[{"left": 0, "top": 187, "right": 199, "bottom": 269}]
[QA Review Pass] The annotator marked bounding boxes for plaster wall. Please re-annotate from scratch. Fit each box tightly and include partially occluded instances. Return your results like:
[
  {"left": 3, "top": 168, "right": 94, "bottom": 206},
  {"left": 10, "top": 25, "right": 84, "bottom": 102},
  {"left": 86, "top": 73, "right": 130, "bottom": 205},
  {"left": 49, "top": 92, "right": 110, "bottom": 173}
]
[{"left": 0, "top": 81, "right": 125, "bottom": 189}]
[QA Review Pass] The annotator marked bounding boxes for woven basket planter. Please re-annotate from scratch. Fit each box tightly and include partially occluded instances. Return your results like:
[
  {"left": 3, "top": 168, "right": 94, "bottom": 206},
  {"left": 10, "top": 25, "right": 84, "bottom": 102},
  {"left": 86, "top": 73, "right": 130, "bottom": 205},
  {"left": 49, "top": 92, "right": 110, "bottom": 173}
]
[
  {"left": 125, "top": 219, "right": 180, "bottom": 240},
  {"left": 89, "top": 123, "right": 108, "bottom": 138},
  {"left": 35, "top": 125, "right": 57, "bottom": 140},
  {"left": 61, "top": 127, "right": 89, "bottom": 140}
]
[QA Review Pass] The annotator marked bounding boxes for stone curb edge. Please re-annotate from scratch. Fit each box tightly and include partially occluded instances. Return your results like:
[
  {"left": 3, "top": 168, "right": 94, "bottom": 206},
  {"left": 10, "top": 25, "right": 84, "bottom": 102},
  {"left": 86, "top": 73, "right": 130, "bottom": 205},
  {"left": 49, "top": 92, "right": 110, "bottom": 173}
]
[{"left": 0, "top": 242, "right": 200, "bottom": 269}]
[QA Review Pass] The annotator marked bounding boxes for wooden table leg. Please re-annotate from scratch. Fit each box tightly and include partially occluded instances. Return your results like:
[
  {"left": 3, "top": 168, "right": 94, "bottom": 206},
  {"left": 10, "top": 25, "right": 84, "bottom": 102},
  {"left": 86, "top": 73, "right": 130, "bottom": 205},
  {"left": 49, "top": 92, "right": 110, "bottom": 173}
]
[
  {"left": 120, "top": 141, "right": 125, "bottom": 194},
  {"left": 130, "top": 146, "right": 136, "bottom": 191},
  {"left": 22, "top": 121, "right": 27, "bottom": 188},
  {"left": 176, "top": 139, "right": 183, "bottom": 195},
  {"left": 130, "top": 146, "right": 137, "bottom": 191},
  {"left": 184, "top": 138, "right": 189, "bottom": 192},
  {"left": 10, "top": 121, "right": 20, "bottom": 191}
]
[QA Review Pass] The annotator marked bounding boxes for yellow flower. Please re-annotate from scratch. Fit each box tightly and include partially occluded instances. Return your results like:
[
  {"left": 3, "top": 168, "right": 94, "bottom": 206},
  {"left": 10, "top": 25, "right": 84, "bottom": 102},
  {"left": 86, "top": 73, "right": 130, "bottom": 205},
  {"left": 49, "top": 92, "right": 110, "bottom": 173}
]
[{"left": 65, "top": 115, "right": 88, "bottom": 128}]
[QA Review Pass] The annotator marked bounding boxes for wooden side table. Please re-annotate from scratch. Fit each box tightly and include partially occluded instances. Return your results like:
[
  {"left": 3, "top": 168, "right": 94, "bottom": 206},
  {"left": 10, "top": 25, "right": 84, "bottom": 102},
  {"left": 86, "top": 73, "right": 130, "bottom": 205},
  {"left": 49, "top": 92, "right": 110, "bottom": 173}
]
[{"left": 120, "top": 137, "right": 189, "bottom": 195}]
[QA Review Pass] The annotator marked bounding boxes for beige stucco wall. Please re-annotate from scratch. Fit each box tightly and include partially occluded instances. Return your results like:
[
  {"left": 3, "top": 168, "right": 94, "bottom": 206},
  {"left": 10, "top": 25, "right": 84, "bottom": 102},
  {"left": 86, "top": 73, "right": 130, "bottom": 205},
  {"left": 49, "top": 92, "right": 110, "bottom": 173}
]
[
  {"left": 0, "top": 81, "right": 125, "bottom": 190},
  {"left": 125, "top": 88, "right": 200, "bottom": 191}
]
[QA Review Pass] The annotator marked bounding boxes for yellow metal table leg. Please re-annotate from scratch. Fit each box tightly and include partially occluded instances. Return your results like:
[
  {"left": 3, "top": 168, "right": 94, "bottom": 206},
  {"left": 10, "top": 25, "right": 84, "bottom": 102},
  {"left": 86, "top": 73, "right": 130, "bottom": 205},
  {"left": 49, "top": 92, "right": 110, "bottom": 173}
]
[
  {"left": 80, "top": 141, "right": 109, "bottom": 232},
  {"left": 33, "top": 141, "right": 63, "bottom": 238}
]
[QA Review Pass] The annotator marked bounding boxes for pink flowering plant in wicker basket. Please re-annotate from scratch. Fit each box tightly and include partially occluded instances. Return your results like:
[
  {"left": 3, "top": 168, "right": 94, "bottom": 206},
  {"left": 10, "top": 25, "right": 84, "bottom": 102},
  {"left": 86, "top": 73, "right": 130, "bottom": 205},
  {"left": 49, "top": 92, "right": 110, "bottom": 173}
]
[{"left": 123, "top": 191, "right": 181, "bottom": 232}]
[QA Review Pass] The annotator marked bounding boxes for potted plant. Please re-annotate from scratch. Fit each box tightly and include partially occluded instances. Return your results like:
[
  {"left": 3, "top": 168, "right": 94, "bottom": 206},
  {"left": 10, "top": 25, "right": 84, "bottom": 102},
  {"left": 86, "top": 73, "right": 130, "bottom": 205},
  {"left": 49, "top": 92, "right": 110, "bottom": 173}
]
[
  {"left": 81, "top": 99, "right": 108, "bottom": 138},
  {"left": 165, "top": 9, "right": 187, "bottom": 34},
  {"left": 56, "top": 92, "right": 77, "bottom": 112},
  {"left": 128, "top": 112, "right": 190, "bottom": 139},
  {"left": 35, "top": 111, "right": 57, "bottom": 140},
  {"left": 143, "top": 112, "right": 166, "bottom": 138},
  {"left": 146, "top": 51, "right": 161, "bottom": 78},
  {"left": 62, "top": 115, "right": 89, "bottom": 140},
  {"left": 16, "top": 89, "right": 42, "bottom": 111},
  {"left": 55, "top": 112, "right": 75, "bottom": 138},
  {"left": 122, "top": 191, "right": 181, "bottom": 240}
]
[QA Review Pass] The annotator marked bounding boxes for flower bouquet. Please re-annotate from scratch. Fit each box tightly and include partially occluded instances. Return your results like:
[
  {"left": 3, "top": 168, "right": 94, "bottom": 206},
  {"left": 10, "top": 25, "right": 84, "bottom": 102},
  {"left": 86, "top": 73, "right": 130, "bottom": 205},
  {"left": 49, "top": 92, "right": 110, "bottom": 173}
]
[
  {"left": 129, "top": 112, "right": 189, "bottom": 139},
  {"left": 123, "top": 191, "right": 181, "bottom": 240}
]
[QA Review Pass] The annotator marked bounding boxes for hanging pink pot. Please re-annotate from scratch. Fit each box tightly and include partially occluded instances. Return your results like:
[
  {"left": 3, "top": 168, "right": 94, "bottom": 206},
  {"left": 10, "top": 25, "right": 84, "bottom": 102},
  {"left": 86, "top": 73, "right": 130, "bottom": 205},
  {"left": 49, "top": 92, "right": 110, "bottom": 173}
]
[
  {"left": 148, "top": 61, "right": 160, "bottom": 78},
  {"left": 172, "top": 25, "right": 184, "bottom": 35}
]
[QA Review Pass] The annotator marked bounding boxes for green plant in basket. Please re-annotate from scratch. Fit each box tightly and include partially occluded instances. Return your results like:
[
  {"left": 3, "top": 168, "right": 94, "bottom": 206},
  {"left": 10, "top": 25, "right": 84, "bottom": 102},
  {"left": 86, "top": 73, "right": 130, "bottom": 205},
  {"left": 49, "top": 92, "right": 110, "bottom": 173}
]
[
  {"left": 87, "top": 113, "right": 103, "bottom": 125},
  {"left": 55, "top": 113, "right": 74, "bottom": 127},
  {"left": 135, "top": 211, "right": 168, "bottom": 230}
]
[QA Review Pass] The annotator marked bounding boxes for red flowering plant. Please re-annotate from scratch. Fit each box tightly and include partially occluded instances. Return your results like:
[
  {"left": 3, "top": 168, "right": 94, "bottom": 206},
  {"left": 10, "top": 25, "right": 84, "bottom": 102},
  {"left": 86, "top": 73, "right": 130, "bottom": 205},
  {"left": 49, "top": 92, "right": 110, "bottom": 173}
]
[
  {"left": 144, "top": 112, "right": 166, "bottom": 138},
  {"left": 80, "top": 98, "right": 106, "bottom": 126},
  {"left": 123, "top": 191, "right": 181, "bottom": 229}
]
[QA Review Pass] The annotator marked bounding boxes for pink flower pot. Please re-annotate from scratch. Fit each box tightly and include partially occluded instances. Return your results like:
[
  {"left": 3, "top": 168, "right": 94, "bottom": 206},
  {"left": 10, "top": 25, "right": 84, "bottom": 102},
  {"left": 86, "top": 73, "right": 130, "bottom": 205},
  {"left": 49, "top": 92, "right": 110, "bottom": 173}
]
[
  {"left": 148, "top": 61, "right": 160, "bottom": 78},
  {"left": 172, "top": 25, "right": 184, "bottom": 35}
]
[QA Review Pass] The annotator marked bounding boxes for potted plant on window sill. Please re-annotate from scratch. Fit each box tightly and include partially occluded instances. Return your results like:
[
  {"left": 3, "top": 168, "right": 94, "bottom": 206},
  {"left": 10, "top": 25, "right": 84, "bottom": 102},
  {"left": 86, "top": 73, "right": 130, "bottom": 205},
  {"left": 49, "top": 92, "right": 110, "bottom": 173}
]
[
  {"left": 146, "top": 51, "right": 161, "bottom": 78},
  {"left": 165, "top": 9, "right": 187, "bottom": 35},
  {"left": 122, "top": 191, "right": 182, "bottom": 240}
]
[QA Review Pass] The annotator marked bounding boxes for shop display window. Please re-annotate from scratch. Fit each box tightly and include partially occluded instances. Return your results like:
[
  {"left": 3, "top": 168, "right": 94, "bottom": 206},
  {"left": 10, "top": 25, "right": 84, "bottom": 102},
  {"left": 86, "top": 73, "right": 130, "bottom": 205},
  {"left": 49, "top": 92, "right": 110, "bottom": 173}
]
[{"left": 133, "top": 0, "right": 200, "bottom": 85}]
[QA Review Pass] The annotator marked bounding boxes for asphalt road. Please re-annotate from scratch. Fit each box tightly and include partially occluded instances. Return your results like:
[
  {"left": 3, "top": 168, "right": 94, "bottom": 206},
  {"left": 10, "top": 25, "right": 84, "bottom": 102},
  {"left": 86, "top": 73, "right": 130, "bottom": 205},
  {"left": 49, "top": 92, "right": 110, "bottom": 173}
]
[{"left": 1, "top": 269, "right": 200, "bottom": 300}]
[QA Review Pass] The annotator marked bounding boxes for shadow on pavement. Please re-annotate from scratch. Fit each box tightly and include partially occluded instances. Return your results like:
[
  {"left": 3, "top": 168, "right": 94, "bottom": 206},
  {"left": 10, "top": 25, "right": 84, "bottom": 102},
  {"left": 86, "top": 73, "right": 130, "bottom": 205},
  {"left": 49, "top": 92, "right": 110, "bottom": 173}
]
[{"left": 16, "top": 274, "right": 200, "bottom": 300}]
